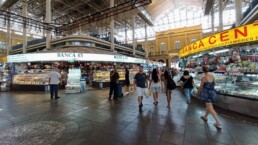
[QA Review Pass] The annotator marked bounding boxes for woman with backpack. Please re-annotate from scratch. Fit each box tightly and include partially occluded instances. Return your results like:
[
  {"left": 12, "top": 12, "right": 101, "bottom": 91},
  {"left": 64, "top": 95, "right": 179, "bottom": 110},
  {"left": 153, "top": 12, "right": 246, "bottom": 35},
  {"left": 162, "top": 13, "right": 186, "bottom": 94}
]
[
  {"left": 149, "top": 68, "right": 160, "bottom": 105},
  {"left": 178, "top": 70, "right": 194, "bottom": 104}
]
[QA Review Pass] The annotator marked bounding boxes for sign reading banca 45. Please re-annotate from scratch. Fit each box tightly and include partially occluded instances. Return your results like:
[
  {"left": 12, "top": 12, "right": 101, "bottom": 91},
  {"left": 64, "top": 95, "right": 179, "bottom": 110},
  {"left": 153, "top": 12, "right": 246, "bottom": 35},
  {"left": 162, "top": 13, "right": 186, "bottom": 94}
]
[{"left": 7, "top": 53, "right": 146, "bottom": 63}]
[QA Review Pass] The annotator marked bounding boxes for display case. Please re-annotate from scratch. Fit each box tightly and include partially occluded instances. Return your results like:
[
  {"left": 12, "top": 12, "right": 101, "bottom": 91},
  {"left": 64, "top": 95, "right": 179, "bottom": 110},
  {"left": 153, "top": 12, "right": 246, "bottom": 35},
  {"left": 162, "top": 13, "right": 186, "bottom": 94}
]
[
  {"left": 192, "top": 72, "right": 258, "bottom": 118},
  {"left": 65, "top": 69, "right": 81, "bottom": 93},
  {"left": 12, "top": 73, "right": 50, "bottom": 85},
  {"left": 12, "top": 71, "right": 50, "bottom": 92},
  {"left": 92, "top": 69, "right": 138, "bottom": 88},
  {"left": 0, "top": 65, "right": 11, "bottom": 91}
]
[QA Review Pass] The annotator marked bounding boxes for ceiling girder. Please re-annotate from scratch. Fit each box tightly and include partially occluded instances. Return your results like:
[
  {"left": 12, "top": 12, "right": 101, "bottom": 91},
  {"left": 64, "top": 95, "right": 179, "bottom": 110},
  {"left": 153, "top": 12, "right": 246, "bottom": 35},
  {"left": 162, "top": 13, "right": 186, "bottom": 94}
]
[{"left": 0, "top": 0, "right": 152, "bottom": 33}]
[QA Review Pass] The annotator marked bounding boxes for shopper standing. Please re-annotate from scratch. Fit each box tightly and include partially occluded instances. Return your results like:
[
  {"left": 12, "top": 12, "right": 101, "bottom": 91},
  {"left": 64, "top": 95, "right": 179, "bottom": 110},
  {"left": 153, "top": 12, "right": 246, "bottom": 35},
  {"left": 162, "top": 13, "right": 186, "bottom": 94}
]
[
  {"left": 197, "top": 66, "right": 222, "bottom": 129},
  {"left": 134, "top": 66, "right": 148, "bottom": 112},
  {"left": 178, "top": 70, "right": 194, "bottom": 104},
  {"left": 149, "top": 68, "right": 160, "bottom": 105},
  {"left": 49, "top": 68, "right": 61, "bottom": 100},
  {"left": 125, "top": 68, "right": 130, "bottom": 91},
  {"left": 109, "top": 68, "right": 120, "bottom": 100},
  {"left": 164, "top": 68, "right": 176, "bottom": 109}
]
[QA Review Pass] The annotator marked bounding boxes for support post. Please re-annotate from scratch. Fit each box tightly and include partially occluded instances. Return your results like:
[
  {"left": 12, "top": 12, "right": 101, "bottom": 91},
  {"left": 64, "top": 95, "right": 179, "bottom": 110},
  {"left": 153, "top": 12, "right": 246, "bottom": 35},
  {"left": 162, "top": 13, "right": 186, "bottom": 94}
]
[
  {"left": 22, "top": 0, "right": 28, "bottom": 53},
  {"left": 144, "top": 22, "right": 148, "bottom": 58},
  {"left": 218, "top": 0, "right": 223, "bottom": 31},
  {"left": 132, "top": 15, "right": 136, "bottom": 56},
  {"left": 110, "top": 0, "right": 115, "bottom": 52},
  {"left": 46, "top": 0, "right": 52, "bottom": 49},
  {"left": 234, "top": 0, "right": 242, "bottom": 27}
]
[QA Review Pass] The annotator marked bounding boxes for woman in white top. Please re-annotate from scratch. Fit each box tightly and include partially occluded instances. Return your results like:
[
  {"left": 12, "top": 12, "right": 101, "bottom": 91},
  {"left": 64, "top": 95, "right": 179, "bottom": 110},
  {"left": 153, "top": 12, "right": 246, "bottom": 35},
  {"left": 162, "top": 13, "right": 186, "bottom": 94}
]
[{"left": 149, "top": 68, "right": 160, "bottom": 105}]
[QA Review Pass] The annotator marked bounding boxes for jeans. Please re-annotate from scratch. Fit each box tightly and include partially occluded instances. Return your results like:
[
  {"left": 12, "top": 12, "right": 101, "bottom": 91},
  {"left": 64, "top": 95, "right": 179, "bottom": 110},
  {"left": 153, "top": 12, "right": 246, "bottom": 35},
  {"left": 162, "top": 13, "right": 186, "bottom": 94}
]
[
  {"left": 184, "top": 88, "right": 193, "bottom": 103},
  {"left": 50, "top": 84, "right": 59, "bottom": 98},
  {"left": 80, "top": 81, "right": 86, "bottom": 92}
]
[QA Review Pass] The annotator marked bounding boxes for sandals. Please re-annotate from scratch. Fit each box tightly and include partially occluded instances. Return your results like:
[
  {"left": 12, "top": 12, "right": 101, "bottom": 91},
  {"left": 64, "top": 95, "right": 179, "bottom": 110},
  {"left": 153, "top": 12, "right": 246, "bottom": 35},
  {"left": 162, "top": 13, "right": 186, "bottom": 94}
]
[
  {"left": 213, "top": 123, "right": 222, "bottom": 130},
  {"left": 153, "top": 102, "right": 159, "bottom": 105},
  {"left": 200, "top": 116, "right": 208, "bottom": 122}
]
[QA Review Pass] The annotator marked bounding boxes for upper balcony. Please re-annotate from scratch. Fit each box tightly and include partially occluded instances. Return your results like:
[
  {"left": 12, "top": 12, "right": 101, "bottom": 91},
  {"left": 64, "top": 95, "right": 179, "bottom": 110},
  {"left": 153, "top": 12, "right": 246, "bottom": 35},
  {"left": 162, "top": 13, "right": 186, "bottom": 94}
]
[
  {"left": 10, "top": 35, "right": 146, "bottom": 58},
  {"left": 241, "top": 0, "right": 258, "bottom": 25}
]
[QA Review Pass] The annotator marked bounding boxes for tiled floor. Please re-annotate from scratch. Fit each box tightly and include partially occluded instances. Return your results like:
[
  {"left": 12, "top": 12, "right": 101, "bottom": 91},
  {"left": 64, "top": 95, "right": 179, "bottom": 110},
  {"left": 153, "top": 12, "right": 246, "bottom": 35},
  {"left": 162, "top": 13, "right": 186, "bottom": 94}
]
[{"left": 0, "top": 88, "right": 258, "bottom": 145}]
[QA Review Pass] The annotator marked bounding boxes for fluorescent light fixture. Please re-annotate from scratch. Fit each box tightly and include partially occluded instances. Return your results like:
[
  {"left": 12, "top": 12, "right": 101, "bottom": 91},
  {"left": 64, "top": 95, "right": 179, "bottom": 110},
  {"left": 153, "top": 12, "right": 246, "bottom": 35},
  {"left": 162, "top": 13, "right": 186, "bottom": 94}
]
[
  {"left": 209, "top": 49, "right": 229, "bottom": 55},
  {"left": 15, "top": 32, "right": 23, "bottom": 35}
]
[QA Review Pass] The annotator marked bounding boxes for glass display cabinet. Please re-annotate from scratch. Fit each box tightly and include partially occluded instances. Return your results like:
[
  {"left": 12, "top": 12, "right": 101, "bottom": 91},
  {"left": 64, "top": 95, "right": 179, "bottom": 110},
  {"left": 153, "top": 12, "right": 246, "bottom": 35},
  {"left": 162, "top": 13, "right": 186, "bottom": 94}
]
[{"left": 192, "top": 72, "right": 258, "bottom": 117}]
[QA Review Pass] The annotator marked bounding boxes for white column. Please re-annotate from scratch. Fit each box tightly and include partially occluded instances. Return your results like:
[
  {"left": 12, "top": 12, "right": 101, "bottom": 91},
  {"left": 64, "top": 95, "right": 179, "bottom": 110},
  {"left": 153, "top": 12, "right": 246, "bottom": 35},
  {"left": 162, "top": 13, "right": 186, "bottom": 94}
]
[
  {"left": 22, "top": 0, "right": 28, "bottom": 53},
  {"left": 132, "top": 15, "right": 136, "bottom": 56},
  {"left": 218, "top": 0, "right": 223, "bottom": 31},
  {"left": 6, "top": 14, "right": 11, "bottom": 55},
  {"left": 144, "top": 22, "right": 148, "bottom": 58},
  {"left": 110, "top": 0, "right": 115, "bottom": 52},
  {"left": 211, "top": 7, "right": 215, "bottom": 34},
  {"left": 46, "top": 0, "right": 51, "bottom": 49},
  {"left": 235, "top": 0, "right": 242, "bottom": 27}
]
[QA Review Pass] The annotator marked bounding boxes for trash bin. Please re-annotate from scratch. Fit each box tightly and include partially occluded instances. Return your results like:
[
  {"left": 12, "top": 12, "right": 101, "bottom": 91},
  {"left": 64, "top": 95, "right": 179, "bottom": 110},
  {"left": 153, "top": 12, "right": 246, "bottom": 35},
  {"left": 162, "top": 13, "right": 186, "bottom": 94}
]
[
  {"left": 116, "top": 82, "right": 123, "bottom": 97},
  {"left": 99, "top": 82, "right": 103, "bottom": 89}
]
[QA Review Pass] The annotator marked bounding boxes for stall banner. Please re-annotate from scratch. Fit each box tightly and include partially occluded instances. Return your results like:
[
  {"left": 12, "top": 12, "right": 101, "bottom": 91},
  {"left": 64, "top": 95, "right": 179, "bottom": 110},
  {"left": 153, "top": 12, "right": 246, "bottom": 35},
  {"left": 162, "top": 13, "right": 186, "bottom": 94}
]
[
  {"left": 179, "top": 22, "right": 258, "bottom": 57},
  {"left": 7, "top": 53, "right": 146, "bottom": 64}
]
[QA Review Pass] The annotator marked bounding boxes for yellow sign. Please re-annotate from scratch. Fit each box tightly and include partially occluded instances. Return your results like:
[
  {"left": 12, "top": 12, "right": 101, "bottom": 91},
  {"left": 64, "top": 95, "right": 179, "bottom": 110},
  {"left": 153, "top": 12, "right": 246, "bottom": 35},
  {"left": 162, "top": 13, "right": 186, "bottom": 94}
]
[
  {"left": 179, "top": 22, "right": 258, "bottom": 57},
  {"left": 0, "top": 56, "right": 7, "bottom": 62}
]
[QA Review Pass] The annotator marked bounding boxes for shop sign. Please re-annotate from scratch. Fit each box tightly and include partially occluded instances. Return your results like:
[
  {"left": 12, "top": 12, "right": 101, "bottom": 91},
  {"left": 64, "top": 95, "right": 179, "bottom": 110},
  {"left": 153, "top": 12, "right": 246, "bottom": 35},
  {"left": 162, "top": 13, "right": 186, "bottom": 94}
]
[
  {"left": 114, "top": 55, "right": 128, "bottom": 60},
  {"left": 7, "top": 53, "right": 146, "bottom": 64},
  {"left": 179, "top": 22, "right": 258, "bottom": 57}
]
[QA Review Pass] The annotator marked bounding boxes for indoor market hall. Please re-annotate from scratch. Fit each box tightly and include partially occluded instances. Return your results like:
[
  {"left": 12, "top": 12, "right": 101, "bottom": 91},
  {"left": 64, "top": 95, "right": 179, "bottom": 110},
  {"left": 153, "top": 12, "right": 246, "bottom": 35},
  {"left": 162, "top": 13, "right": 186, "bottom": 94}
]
[{"left": 0, "top": 0, "right": 258, "bottom": 145}]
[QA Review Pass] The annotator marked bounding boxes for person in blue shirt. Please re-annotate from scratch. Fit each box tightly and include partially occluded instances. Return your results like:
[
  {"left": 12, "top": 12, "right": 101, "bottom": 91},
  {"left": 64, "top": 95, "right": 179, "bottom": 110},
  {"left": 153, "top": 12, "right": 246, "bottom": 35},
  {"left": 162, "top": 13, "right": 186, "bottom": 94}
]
[{"left": 134, "top": 66, "right": 148, "bottom": 112}]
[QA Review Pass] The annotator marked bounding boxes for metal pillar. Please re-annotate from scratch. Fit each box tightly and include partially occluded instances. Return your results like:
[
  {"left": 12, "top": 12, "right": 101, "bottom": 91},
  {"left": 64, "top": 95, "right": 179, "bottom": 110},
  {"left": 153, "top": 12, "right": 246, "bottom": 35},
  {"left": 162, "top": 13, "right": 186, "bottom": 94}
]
[
  {"left": 132, "top": 15, "right": 136, "bottom": 56},
  {"left": 22, "top": 0, "right": 28, "bottom": 53},
  {"left": 235, "top": 0, "right": 242, "bottom": 27},
  {"left": 110, "top": 0, "right": 115, "bottom": 52},
  {"left": 144, "top": 22, "right": 148, "bottom": 58},
  {"left": 6, "top": 14, "right": 11, "bottom": 55},
  {"left": 218, "top": 0, "right": 223, "bottom": 31},
  {"left": 125, "top": 22, "right": 127, "bottom": 44},
  {"left": 211, "top": 7, "right": 215, "bottom": 34},
  {"left": 46, "top": 0, "right": 51, "bottom": 49}
]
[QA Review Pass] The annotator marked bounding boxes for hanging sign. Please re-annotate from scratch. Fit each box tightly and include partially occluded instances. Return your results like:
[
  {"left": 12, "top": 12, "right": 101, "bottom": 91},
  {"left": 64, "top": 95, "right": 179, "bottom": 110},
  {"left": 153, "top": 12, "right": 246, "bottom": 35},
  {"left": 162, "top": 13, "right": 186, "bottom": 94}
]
[
  {"left": 179, "top": 22, "right": 258, "bottom": 58},
  {"left": 7, "top": 53, "right": 146, "bottom": 64}
]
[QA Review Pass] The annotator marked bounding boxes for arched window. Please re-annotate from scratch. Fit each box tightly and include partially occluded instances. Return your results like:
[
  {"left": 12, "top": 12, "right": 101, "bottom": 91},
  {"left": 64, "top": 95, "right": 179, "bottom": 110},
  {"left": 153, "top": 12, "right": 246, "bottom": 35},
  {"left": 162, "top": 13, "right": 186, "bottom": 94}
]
[
  {"left": 175, "top": 40, "right": 181, "bottom": 49},
  {"left": 160, "top": 42, "right": 166, "bottom": 52},
  {"left": 191, "top": 38, "right": 197, "bottom": 42}
]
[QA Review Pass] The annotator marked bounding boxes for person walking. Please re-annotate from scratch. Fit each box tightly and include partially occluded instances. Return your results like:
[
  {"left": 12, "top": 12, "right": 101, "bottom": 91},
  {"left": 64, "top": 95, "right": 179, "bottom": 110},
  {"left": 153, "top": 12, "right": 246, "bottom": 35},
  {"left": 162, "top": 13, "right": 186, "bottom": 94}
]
[
  {"left": 134, "top": 66, "right": 148, "bottom": 112},
  {"left": 197, "top": 66, "right": 222, "bottom": 129},
  {"left": 178, "top": 70, "right": 194, "bottom": 104},
  {"left": 109, "top": 67, "right": 120, "bottom": 100},
  {"left": 149, "top": 68, "right": 160, "bottom": 105},
  {"left": 125, "top": 68, "right": 130, "bottom": 91},
  {"left": 164, "top": 68, "right": 176, "bottom": 109},
  {"left": 160, "top": 69, "right": 165, "bottom": 92},
  {"left": 49, "top": 68, "right": 61, "bottom": 100}
]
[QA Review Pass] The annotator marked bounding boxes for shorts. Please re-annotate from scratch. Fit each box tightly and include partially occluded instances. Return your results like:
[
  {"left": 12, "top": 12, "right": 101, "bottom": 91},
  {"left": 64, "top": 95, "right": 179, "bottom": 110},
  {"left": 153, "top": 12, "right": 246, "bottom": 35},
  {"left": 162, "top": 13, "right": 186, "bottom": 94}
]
[
  {"left": 151, "top": 87, "right": 160, "bottom": 93},
  {"left": 136, "top": 87, "right": 147, "bottom": 97}
]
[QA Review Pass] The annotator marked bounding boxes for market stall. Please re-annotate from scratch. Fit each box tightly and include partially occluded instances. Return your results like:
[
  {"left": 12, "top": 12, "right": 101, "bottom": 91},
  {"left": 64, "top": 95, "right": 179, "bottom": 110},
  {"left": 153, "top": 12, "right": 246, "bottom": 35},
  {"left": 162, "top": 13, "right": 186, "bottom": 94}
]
[
  {"left": 179, "top": 22, "right": 258, "bottom": 118},
  {"left": 6, "top": 48, "right": 148, "bottom": 91}
]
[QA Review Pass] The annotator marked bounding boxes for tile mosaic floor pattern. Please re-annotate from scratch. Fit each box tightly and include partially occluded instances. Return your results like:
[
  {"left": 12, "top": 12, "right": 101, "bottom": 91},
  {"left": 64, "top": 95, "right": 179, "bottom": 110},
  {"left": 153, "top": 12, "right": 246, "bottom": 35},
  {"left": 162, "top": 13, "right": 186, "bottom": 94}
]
[{"left": 0, "top": 88, "right": 257, "bottom": 145}]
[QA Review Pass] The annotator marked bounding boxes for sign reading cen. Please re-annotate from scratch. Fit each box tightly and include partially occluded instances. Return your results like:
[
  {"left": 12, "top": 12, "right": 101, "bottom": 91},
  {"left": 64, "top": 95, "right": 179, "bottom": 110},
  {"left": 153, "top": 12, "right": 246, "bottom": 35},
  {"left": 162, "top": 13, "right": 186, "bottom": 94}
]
[{"left": 179, "top": 22, "right": 258, "bottom": 57}]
